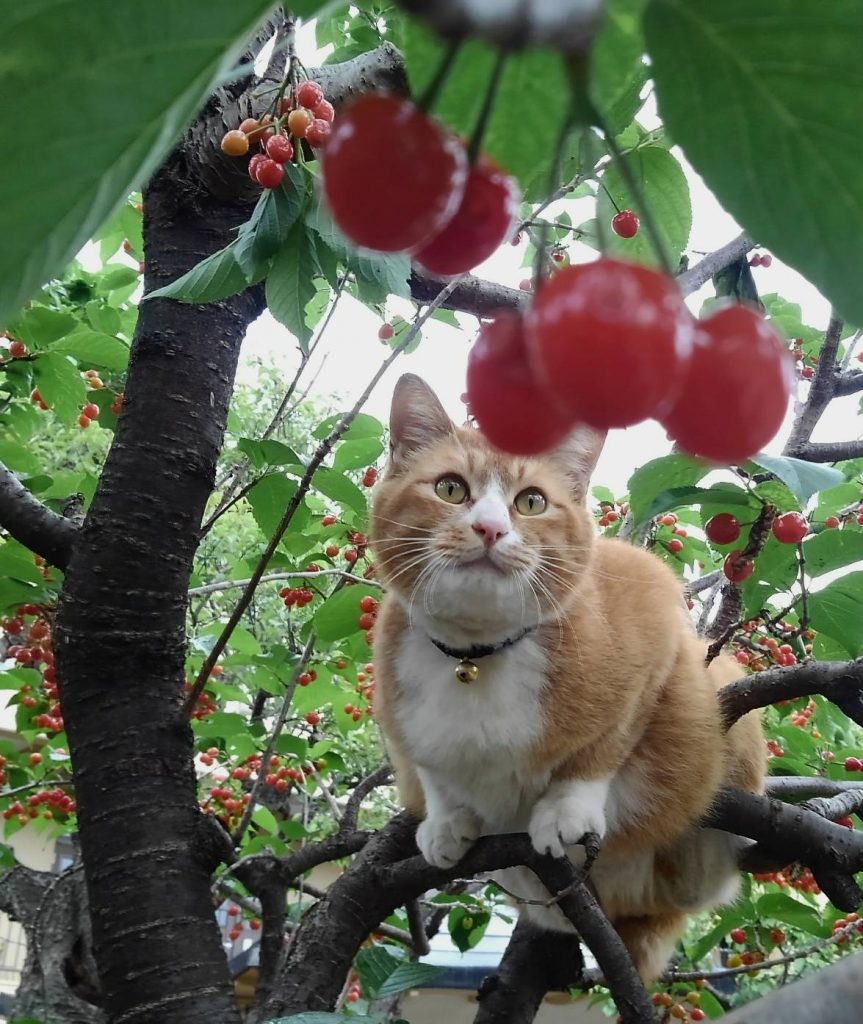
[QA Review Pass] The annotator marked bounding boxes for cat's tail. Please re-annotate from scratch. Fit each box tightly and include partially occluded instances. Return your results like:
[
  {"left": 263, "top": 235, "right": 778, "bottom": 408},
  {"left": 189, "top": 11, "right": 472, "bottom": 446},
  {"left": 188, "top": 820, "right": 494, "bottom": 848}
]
[{"left": 611, "top": 911, "right": 687, "bottom": 982}]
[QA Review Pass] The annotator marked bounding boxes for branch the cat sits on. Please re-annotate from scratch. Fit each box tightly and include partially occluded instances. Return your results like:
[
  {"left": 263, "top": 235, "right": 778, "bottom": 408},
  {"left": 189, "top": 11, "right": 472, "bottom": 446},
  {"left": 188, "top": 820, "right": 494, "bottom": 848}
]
[{"left": 370, "top": 373, "right": 765, "bottom": 980}]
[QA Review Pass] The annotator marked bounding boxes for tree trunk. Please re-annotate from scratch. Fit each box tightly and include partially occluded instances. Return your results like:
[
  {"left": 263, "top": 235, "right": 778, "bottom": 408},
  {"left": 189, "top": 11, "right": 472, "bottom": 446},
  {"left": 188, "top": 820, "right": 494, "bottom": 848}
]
[{"left": 52, "top": 148, "right": 262, "bottom": 1024}]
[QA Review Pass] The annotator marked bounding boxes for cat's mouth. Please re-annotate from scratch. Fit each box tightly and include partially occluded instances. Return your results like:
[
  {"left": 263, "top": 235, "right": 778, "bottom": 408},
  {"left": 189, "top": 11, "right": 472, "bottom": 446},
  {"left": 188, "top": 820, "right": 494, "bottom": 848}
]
[{"left": 460, "top": 552, "right": 508, "bottom": 575}]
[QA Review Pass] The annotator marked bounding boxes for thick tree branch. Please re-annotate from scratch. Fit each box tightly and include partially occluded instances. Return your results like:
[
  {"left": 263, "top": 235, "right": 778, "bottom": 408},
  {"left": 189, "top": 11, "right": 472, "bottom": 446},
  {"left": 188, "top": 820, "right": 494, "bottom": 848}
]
[
  {"left": 0, "top": 461, "right": 78, "bottom": 568},
  {"left": 784, "top": 440, "right": 863, "bottom": 463},
  {"left": 718, "top": 659, "right": 863, "bottom": 729},
  {"left": 765, "top": 777, "right": 863, "bottom": 799},
  {"left": 473, "top": 919, "right": 584, "bottom": 1024},
  {"left": 675, "top": 232, "right": 753, "bottom": 295},
  {"left": 706, "top": 787, "right": 863, "bottom": 910},
  {"left": 835, "top": 369, "right": 863, "bottom": 396}
]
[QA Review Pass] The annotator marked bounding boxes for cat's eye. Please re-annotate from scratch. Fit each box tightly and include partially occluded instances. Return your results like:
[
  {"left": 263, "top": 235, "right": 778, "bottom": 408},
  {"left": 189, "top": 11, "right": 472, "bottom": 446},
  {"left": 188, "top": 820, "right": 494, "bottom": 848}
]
[
  {"left": 435, "top": 476, "right": 469, "bottom": 504},
  {"left": 514, "top": 489, "right": 547, "bottom": 516}
]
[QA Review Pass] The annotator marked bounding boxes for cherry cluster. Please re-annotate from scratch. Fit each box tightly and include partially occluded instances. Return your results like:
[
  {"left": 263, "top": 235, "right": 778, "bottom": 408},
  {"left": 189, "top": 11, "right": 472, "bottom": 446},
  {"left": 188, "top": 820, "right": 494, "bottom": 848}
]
[
  {"left": 321, "top": 93, "right": 520, "bottom": 277},
  {"left": 4, "top": 604, "right": 65, "bottom": 734},
  {"left": 281, "top": 585, "right": 314, "bottom": 608},
  {"left": 466, "top": 259, "right": 793, "bottom": 462},
  {"left": 220, "top": 80, "right": 334, "bottom": 189},
  {"left": 650, "top": 990, "right": 705, "bottom": 1021},
  {"left": 751, "top": 865, "right": 820, "bottom": 895},
  {"left": 225, "top": 903, "right": 261, "bottom": 943}
]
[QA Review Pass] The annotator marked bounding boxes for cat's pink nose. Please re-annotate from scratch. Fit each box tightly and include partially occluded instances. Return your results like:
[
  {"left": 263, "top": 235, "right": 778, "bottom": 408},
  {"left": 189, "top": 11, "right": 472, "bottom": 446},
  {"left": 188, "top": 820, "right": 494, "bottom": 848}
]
[{"left": 472, "top": 519, "right": 509, "bottom": 547}]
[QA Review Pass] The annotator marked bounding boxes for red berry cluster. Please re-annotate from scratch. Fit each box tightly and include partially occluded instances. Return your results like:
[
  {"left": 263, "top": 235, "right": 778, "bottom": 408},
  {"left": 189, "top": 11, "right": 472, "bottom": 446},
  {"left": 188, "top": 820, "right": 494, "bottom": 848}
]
[
  {"left": 653, "top": 511, "right": 688, "bottom": 555},
  {"left": 344, "top": 972, "right": 363, "bottom": 1004},
  {"left": 77, "top": 401, "right": 100, "bottom": 429},
  {"left": 466, "top": 261, "right": 793, "bottom": 462},
  {"left": 596, "top": 502, "right": 624, "bottom": 529},
  {"left": 182, "top": 679, "right": 217, "bottom": 720},
  {"left": 4, "top": 605, "right": 65, "bottom": 734},
  {"left": 748, "top": 252, "right": 772, "bottom": 268},
  {"left": 220, "top": 80, "right": 334, "bottom": 189},
  {"left": 358, "top": 594, "right": 378, "bottom": 637},
  {"left": 280, "top": 585, "right": 314, "bottom": 608},
  {"left": 361, "top": 466, "right": 378, "bottom": 488},
  {"left": 751, "top": 864, "right": 820, "bottom": 894},
  {"left": 833, "top": 913, "right": 863, "bottom": 944},
  {"left": 650, "top": 990, "right": 705, "bottom": 1021},
  {"left": 321, "top": 93, "right": 519, "bottom": 276}
]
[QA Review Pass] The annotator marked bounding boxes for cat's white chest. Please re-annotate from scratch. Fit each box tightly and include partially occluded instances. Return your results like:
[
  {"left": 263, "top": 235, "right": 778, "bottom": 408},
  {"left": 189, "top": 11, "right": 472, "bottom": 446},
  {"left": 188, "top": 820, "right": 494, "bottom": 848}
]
[{"left": 394, "top": 630, "right": 550, "bottom": 830}]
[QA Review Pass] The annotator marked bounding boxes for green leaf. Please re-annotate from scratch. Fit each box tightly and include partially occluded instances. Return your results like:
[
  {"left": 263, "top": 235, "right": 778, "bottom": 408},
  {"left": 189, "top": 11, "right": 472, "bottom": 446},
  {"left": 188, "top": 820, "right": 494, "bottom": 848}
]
[
  {"left": 802, "top": 531, "right": 863, "bottom": 576},
  {"left": 749, "top": 453, "right": 844, "bottom": 505},
  {"left": 237, "top": 438, "right": 302, "bottom": 470},
  {"left": 266, "top": 223, "right": 322, "bottom": 352},
  {"left": 98, "top": 266, "right": 140, "bottom": 292},
  {"left": 627, "top": 454, "right": 708, "bottom": 525},
  {"left": 312, "top": 411, "right": 384, "bottom": 442},
  {"left": 246, "top": 475, "right": 297, "bottom": 541},
  {"left": 645, "top": 0, "right": 863, "bottom": 323},
  {"left": 354, "top": 945, "right": 401, "bottom": 999},
  {"left": 333, "top": 438, "right": 385, "bottom": 473},
  {"left": 638, "top": 483, "right": 755, "bottom": 524},
  {"left": 146, "top": 242, "right": 261, "bottom": 303},
  {"left": 0, "top": 0, "right": 278, "bottom": 323},
  {"left": 377, "top": 961, "right": 444, "bottom": 998},
  {"left": 596, "top": 147, "right": 691, "bottom": 268},
  {"left": 11, "top": 307, "right": 78, "bottom": 348},
  {"left": 52, "top": 330, "right": 130, "bottom": 372},
  {"left": 312, "top": 467, "right": 367, "bottom": 515},
  {"left": 314, "top": 584, "right": 381, "bottom": 643},
  {"left": 32, "top": 354, "right": 87, "bottom": 424},
  {"left": 807, "top": 571, "right": 863, "bottom": 657},
  {"left": 402, "top": 23, "right": 570, "bottom": 193},
  {"left": 756, "top": 892, "right": 830, "bottom": 936},
  {"left": 590, "top": 0, "right": 649, "bottom": 136},
  {"left": 740, "top": 539, "right": 798, "bottom": 618},
  {"left": 235, "top": 167, "right": 306, "bottom": 280}
]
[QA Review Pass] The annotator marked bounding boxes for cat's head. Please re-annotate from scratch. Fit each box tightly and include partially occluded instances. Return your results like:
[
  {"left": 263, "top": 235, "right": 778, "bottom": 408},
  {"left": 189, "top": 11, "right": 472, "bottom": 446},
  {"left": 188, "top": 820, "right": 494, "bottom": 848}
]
[{"left": 370, "top": 374, "right": 605, "bottom": 640}]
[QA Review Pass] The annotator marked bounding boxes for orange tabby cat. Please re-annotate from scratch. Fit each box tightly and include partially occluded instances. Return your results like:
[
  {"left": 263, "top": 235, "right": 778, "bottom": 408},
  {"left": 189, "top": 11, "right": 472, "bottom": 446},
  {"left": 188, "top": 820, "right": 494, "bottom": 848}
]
[{"left": 371, "top": 373, "right": 765, "bottom": 980}]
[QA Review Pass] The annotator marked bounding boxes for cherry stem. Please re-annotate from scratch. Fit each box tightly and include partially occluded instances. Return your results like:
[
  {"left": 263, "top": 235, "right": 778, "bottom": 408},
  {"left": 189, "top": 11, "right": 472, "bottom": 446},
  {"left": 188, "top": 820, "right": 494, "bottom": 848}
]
[
  {"left": 417, "top": 38, "right": 462, "bottom": 114},
  {"left": 466, "top": 49, "right": 508, "bottom": 165},
  {"left": 533, "top": 101, "right": 578, "bottom": 289},
  {"left": 599, "top": 180, "right": 621, "bottom": 215},
  {"left": 595, "top": 111, "right": 673, "bottom": 275}
]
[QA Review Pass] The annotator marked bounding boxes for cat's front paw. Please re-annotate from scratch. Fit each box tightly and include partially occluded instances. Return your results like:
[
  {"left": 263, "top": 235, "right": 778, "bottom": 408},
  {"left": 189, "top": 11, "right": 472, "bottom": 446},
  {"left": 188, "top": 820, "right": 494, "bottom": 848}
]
[
  {"left": 529, "top": 781, "right": 608, "bottom": 859},
  {"left": 416, "top": 807, "right": 481, "bottom": 867}
]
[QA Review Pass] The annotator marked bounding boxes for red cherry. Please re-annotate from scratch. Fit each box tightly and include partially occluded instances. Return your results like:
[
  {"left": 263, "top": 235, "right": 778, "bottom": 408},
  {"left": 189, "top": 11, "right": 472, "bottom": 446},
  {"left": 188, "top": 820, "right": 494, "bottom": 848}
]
[
  {"left": 661, "top": 306, "right": 793, "bottom": 463},
  {"left": 611, "top": 209, "right": 639, "bottom": 238},
  {"left": 287, "top": 108, "right": 314, "bottom": 138},
  {"left": 772, "top": 512, "right": 808, "bottom": 544},
  {"left": 760, "top": 255, "right": 773, "bottom": 267},
  {"left": 82, "top": 402, "right": 99, "bottom": 419},
  {"left": 266, "top": 134, "right": 294, "bottom": 163},
  {"left": 29, "top": 752, "right": 43, "bottom": 765},
  {"left": 690, "top": 1010, "right": 705, "bottom": 1022},
  {"left": 313, "top": 98, "right": 335, "bottom": 123},
  {"left": 525, "top": 258, "right": 694, "bottom": 430},
  {"left": 305, "top": 711, "right": 321, "bottom": 726},
  {"left": 844, "top": 756, "right": 862, "bottom": 771},
  {"left": 322, "top": 514, "right": 337, "bottom": 526},
  {"left": 362, "top": 467, "right": 378, "bottom": 487},
  {"left": 77, "top": 414, "right": 91, "bottom": 428},
  {"left": 729, "top": 927, "right": 747, "bottom": 944},
  {"left": 297, "top": 672, "right": 312, "bottom": 687},
  {"left": 345, "top": 548, "right": 358, "bottom": 564},
  {"left": 659, "top": 513, "right": 677, "bottom": 527},
  {"left": 801, "top": 366, "right": 815, "bottom": 380},
  {"left": 248, "top": 154, "right": 267, "bottom": 182},
  {"left": 322, "top": 94, "right": 466, "bottom": 252},
  {"left": 256, "top": 159, "right": 284, "bottom": 189},
  {"left": 412, "top": 157, "right": 520, "bottom": 276},
  {"left": 825, "top": 515, "right": 840, "bottom": 529},
  {"left": 221, "top": 129, "right": 250, "bottom": 156},
  {"left": 857, "top": 511, "right": 863, "bottom": 526},
  {"left": 296, "top": 81, "right": 324, "bottom": 108},
  {"left": 705, "top": 513, "right": 741, "bottom": 545},
  {"left": 467, "top": 310, "right": 574, "bottom": 455},
  {"left": 9, "top": 340, "right": 27, "bottom": 359},
  {"left": 359, "top": 596, "right": 377, "bottom": 613},
  {"left": 724, "top": 550, "right": 754, "bottom": 583},
  {"left": 305, "top": 118, "right": 332, "bottom": 149},
  {"left": 358, "top": 612, "right": 376, "bottom": 631},
  {"left": 667, "top": 538, "right": 684, "bottom": 554},
  {"left": 325, "top": 544, "right": 340, "bottom": 557},
  {"left": 378, "top": 322, "right": 395, "bottom": 341}
]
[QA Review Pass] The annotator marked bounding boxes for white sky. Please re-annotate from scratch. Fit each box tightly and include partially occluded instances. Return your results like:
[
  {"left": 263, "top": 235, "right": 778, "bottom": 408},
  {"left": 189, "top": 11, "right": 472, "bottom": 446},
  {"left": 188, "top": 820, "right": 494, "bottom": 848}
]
[{"left": 238, "top": 23, "right": 857, "bottom": 496}]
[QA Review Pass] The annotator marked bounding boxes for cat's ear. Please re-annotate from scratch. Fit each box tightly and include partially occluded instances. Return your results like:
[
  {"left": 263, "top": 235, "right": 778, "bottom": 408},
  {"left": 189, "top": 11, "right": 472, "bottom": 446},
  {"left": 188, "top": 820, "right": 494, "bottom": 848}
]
[
  {"left": 388, "top": 374, "right": 455, "bottom": 468},
  {"left": 546, "top": 425, "right": 606, "bottom": 501}
]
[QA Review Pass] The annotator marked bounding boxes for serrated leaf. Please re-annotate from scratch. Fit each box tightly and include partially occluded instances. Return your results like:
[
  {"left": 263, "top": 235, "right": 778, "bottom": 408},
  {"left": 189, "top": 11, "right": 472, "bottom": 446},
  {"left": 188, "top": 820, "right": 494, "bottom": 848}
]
[
  {"left": 740, "top": 539, "right": 798, "bottom": 618},
  {"left": 314, "top": 584, "right": 381, "bottom": 643},
  {"left": 0, "top": 0, "right": 279, "bottom": 324},
  {"left": 807, "top": 571, "right": 863, "bottom": 657},
  {"left": 52, "top": 329, "right": 130, "bottom": 372},
  {"left": 628, "top": 454, "right": 708, "bottom": 525},
  {"left": 589, "top": 0, "right": 649, "bottom": 136},
  {"left": 10, "top": 307, "right": 78, "bottom": 348},
  {"left": 354, "top": 945, "right": 401, "bottom": 999},
  {"left": 377, "top": 961, "right": 443, "bottom": 998},
  {"left": 802, "top": 531, "right": 863, "bottom": 577},
  {"left": 146, "top": 242, "right": 260, "bottom": 303},
  {"left": 749, "top": 453, "right": 844, "bottom": 505},
  {"left": 266, "top": 223, "right": 322, "bottom": 352},
  {"left": 313, "top": 467, "right": 367, "bottom": 514},
  {"left": 333, "top": 438, "right": 385, "bottom": 472},
  {"left": 645, "top": 0, "right": 863, "bottom": 323},
  {"left": 596, "top": 147, "right": 691, "bottom": 268},
  {"left": 246, "top": 475, "right": 298, "bottom": 541},
  {"left": 32, "top": 353, "right": 87, "bottom": 424},
  {"left": 235, "top": 167, "right": 306, "bottom": 280},
  {"left": 756, "top": 892, "right": 829, "bottom": 936}
]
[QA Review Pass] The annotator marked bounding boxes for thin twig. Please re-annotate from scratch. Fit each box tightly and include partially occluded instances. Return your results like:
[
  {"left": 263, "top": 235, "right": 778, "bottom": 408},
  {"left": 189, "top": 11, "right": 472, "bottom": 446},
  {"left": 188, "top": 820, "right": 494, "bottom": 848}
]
[
  {"left": 188, "top": 569, "right": 383, "bottom": 598},
  {"left": 183, "top": 279, "right": 461, "bottom": 718}
]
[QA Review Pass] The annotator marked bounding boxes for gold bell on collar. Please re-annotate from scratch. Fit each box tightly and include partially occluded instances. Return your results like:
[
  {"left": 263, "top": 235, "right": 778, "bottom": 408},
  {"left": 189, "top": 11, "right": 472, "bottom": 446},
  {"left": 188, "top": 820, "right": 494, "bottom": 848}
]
[{"left": 455, "top": 659, "right": 479, "bottom": 684}]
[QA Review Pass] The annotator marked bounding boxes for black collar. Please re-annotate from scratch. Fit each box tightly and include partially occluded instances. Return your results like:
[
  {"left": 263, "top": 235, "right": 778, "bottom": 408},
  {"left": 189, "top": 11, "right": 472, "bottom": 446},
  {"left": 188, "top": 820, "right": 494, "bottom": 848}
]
[{"left": 428, "top": 626, "right": 536, "bottom": 662}]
